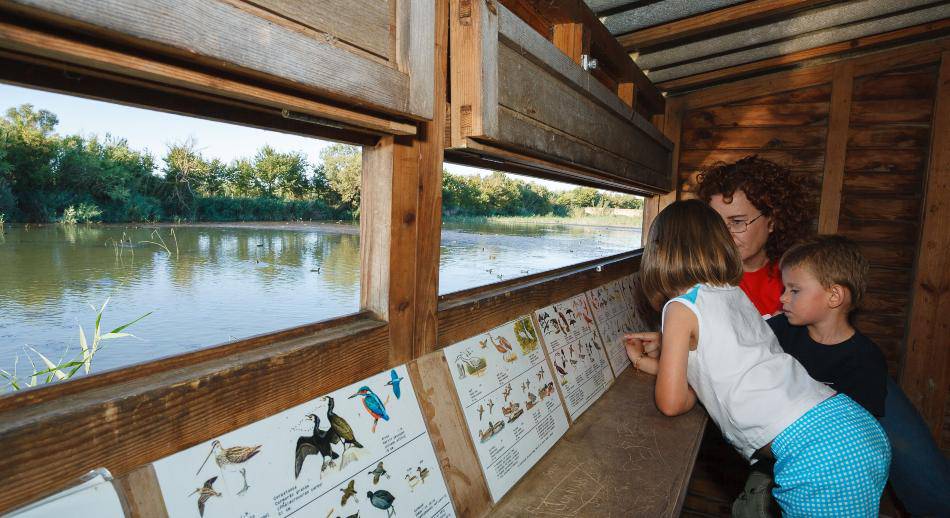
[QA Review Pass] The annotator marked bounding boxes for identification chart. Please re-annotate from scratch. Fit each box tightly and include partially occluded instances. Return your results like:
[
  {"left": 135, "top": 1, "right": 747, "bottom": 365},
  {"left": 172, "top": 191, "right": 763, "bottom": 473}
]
[
  {"left": 586, "top": 274, "right": 647, "bottom": 377},
  {"left": 153, "top": 365, "right": 454, "bottom": 518},
  {"left": 443, "top": 316, "right": 569, "bottom": 502},
  {"left": 535, "top": 294, "right": 613, "bottom": 421}
]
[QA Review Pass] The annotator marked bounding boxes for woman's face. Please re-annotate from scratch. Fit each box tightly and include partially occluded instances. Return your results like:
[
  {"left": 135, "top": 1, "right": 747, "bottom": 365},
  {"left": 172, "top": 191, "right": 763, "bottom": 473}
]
[{"left": 708, "top": 190, "right": 772, "bottom": 270}]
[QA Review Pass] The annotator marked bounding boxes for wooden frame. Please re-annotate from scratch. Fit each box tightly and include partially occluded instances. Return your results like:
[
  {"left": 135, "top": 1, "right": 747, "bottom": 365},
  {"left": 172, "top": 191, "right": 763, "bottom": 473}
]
[
  {"left": 448, "top": 0, "right": 674, "bottom": 195},
  {"left": 0, "top": 0, "right": 434, "bottom": 126}
]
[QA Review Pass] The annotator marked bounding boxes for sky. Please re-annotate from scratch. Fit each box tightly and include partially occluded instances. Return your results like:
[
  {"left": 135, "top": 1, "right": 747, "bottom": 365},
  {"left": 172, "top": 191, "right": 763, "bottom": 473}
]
[{"left": 0, "top": 83, "right": 579, "bottom": 191}]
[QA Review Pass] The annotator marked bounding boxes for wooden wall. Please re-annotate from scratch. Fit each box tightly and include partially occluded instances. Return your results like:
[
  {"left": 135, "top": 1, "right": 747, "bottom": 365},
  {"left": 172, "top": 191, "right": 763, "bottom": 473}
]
[{"left": 661, "top": 37, "right": 950, "bottom": 516}]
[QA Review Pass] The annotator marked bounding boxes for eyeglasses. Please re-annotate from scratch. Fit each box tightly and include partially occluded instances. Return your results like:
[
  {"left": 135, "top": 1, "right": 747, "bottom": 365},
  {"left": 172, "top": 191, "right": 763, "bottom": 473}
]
[{"left": 725, "top": 212, "right": 765, "bottom": 234}]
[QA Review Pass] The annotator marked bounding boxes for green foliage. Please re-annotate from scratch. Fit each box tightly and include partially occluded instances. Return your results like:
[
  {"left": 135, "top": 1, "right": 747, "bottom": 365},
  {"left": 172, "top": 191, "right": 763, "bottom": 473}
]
[
  {"left": 320, "top": 144, "right": 362, "bottom": 211},
  {"left": 60, "top": 202, "right": 102, "bottom": 224}
]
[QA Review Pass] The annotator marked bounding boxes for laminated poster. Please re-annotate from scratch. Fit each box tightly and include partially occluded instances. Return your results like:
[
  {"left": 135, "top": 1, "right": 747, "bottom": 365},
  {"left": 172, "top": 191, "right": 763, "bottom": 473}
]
[
  {"left": 535, "top": 294, "right": 613, "bottom": 421},
  {"left": 586, "top": 274, "right": 648, "bottom": 377},
  {"left": 443, "top": 316, "right": 569, "bottom": 502},
  {"left": 153, "top": 365, "right": 454, "bottom": 518},
  {"left": 7, "top": 468, "right": 124, "bottom": 518}
]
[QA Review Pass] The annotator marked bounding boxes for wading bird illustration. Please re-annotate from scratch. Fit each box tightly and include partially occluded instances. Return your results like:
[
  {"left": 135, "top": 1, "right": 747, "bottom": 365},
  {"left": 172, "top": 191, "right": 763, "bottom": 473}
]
[
  {"left": 368, "top": 462, "right": 390, "bottom": 484},
  {"left": 385, "top": 369, "right": 404, "bottom": 399},
  {"left": 341, "top": 479, "right": 358, "bottom": 506},
  {"left": 487, "top": 399, "right": 494, "bottom": 414},
  {"left": 296, "top": 414, "right": 338, "bottom": 478},
  {"left": 478, "top": 404, "right": 484, "bottom": 420},
  {"left": 367, "top": 490, "right": 396, "bottom": 517},
  {"left": 502, "top": 383, "right": 512, "bottom": 401},
  {"left": 350, "top": 386, "right": 390, "bottom": 433},
  {"left": 196, "top": 440, "right": 261, "bottom": 495},
  {"left": 537, "top": 367, "right": 545, "bottom": 381},
  {"left": 324, "top": 396, "right": 363, "bottom": 454},
  {"left": 189, "top": 476, "right": 221, "bottom": 517},
  {"left": 486, "top": 332, "right": 517, "bottom": 362}
]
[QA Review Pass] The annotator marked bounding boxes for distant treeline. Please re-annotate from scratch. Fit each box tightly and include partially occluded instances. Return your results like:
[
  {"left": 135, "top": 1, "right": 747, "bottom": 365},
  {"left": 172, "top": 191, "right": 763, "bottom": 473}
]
[{"left": 0, "top": 104, "right": 640, "bottom": 223}]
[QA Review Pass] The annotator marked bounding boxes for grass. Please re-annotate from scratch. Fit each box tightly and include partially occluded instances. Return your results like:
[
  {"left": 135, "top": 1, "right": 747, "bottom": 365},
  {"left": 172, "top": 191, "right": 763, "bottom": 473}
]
[{"left": 444, "top": 210, "right": 642, "bottom": 228}]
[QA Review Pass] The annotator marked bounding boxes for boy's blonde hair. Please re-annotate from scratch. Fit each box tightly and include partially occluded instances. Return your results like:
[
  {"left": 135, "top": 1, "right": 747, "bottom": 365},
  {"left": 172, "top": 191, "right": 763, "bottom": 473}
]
[
  {"left": 779, "top": 235, "right": 869, "bottom": 311},
  {"left": 641, "top": 200, "right": 744, "bottom": 310}
]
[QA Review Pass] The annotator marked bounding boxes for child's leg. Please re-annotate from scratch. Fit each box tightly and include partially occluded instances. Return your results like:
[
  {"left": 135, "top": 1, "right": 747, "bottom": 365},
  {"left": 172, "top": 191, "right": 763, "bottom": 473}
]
[{"left": 770, "top": 394, "right": 890, "bottom": 517}]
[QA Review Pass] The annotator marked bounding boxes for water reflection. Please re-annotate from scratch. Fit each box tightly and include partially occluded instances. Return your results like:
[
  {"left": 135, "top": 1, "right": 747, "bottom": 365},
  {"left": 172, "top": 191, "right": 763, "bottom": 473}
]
[{"left": 0, "top": 221, "right": 638, "bottom": 377}]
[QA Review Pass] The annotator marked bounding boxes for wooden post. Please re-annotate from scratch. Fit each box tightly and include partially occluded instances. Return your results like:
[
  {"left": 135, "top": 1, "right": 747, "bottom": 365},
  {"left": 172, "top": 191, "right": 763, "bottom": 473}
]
[
  {"left": 643, "top": 97, "right": 683, "bottom": 237},
  {"left": 414, "top": 0, "right": 449, "bottom": 356},
  {"left": 552, "top": 22, "right": 588, "bottom": 65},
  {"left": 361, "top": 136, "right": 420, "bottom": 365},
  {"left": 618, "top": 81, "right": 637, "bottom": 109},
  {"left": 115, "top": 465, "right": 168, "bottom": 518},
  {"left": 818, "top": 61, "right": 854, "bottom": 234},
  {"left": 900, "top": 51, "right": 950, "bottom": 442}
]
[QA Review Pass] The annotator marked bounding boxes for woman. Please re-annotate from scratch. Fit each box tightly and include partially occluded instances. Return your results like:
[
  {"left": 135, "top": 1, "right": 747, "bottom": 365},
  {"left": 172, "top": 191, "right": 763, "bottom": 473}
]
[{"left": 694, "top": 156, "right": 950, "bottom": 517}]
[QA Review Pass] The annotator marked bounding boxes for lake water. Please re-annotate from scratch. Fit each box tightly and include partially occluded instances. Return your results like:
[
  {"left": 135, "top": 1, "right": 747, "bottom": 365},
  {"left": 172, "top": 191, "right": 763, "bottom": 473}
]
[{"left": 0, "top": 221, "right": 640, "bottom": 382}]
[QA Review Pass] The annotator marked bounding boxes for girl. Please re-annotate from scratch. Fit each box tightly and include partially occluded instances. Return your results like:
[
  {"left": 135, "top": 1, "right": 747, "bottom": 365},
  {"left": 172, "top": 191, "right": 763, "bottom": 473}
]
[{"left": 626, "top": 200, "right": 890, "bottom": 517}]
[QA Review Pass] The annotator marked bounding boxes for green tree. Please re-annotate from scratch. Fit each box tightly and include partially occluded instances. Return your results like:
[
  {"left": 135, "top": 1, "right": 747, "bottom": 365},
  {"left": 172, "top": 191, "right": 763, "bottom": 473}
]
[
  {"left": 321, "top": 144, "right": 362, "bottom": 211},
  {"left": 251, "top": 146, "right": 309, "bottom": 199}
]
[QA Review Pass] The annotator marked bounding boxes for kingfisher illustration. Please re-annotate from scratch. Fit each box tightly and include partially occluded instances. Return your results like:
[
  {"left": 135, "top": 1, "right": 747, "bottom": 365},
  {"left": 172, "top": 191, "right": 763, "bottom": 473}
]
[
  {"left": 350, "top": 386, "right": 390, "bottom": 433},
  {"left": 385, "top": 369, "right": 404, "bottom": 399}
]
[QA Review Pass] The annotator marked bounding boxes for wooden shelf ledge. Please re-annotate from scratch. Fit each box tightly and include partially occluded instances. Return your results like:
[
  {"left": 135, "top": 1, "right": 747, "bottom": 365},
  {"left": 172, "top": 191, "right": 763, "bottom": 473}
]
[{"left": 489, "top": 369, "right": 707, "bottom": 517}]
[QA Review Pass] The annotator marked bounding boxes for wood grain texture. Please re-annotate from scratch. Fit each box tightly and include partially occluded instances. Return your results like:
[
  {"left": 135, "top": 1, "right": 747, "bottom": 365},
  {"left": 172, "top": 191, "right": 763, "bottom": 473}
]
[
  {"left": 410, "top": 354, "right": 492, "bottom": 517},
  {"left": 818, "top": 62, "right": 853, "bottom": 234},
  {"left": 643, "top": 98, "right": 684, "bottom": 238},
  {"left": 852, "top": 68, "right": 939, "bottom": 101},
  {"left": 1, "top": 0, "right": 423, "bottom": 118},
  {"left": 0, "top": 316, "right": 391, "bottom": 513},
  {"left": 115, "top": 465, "right": 168, "bottom": 518},
  {"left": 847, "top": 126, "right": 932, "bottom": 149},
  {"left": 400, "top": 0, "right": 436, "bottom": 119},
  {"left": 901, "top": 51, "right": 950, "bottom": 443},
  {"left": 850, "top": 100, "right": 935, "bottom": 124},
  {"left": 488, "top": 369, "right": 707, "bottom": 517},
  {"left": 553, "top": 21, "right": 587, "bottom": 65},
  {"left": 0, "top": 20, "right": 417, "bottom": 136},
  {"left": 683, "top": 103, "right": 829, "bottom": 128},
  {"left": 681, "top": 126, "right": 827, "bottom": 150},
  {"left": 450, "top": 0, "right": 498, "bottom": 143}
]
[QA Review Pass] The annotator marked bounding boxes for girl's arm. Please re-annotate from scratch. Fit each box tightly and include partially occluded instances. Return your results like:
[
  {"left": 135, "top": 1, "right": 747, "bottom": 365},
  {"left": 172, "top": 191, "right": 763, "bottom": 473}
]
[{"left": 653, "top": 302, "right": 698, "bottom": 416}]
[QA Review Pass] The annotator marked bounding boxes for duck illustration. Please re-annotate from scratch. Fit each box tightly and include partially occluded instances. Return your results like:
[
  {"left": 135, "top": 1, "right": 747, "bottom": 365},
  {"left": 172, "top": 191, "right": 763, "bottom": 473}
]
[
  {"left": 341, "top": 479, "right": 358, "bottom": 506},
  {"left": 405, "top": 473, "right": 419, "bottom": 491},
  {"left": 368, "top": 462, "right": 390, "bottom": 484},
  {"left": 417, "top": 466, "right": 429, "bottom": 483},
  {"left": 196, "top": 440, "right": 261, "bottom": 495},
  {"left": 296, "top": 414, "right": 339, "bottom": 478},
  {"left": 189, "top": 476, "right": 221, "bottom": 517},
  {"left": 324, "top": 396, "right": 364, "bottom": 453},
  {"left": 367, "top": 490, "right": 396, "bottom": 517},
  {"left": 350, "top": 386, "right": 390, "bottom": 433},
  {"left": 384, "top": 369, "right": 404, "bottom": 399}
]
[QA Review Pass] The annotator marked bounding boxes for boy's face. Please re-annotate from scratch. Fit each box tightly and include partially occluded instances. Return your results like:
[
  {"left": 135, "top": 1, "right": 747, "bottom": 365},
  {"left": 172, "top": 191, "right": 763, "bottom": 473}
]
[{"left": 780, "top": 265, "right": 832, "bottom": 325}]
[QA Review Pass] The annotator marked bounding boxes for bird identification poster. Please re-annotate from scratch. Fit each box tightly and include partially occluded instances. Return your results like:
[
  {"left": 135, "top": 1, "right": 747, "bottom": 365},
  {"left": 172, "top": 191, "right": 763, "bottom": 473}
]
[
  {"left": 443, "top": 315, "right": 569, "bottom": 502},
  {"left": 152, "top": 365, "right": 455, "bottom": 518},
  {"left": 586, "top": 275, "right": 648, "bottom": 377},
  {"left": 535, "top": 293, "right": 613, "bottom": 421}
]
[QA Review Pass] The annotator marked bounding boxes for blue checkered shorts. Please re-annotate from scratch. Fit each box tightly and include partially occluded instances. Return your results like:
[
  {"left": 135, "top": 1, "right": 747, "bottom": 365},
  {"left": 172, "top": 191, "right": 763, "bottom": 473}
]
[{"left": 771, "top": 394, "right": 891, "bottom": 517}]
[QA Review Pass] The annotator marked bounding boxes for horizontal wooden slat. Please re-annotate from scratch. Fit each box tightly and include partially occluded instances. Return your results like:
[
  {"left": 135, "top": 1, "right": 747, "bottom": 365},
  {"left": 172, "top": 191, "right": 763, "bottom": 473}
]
[
  {"left": 682, "top": 126, "right": 827, "bottom": 149},
  {"left": 847, "top": 126, "right": 931, "bottom": 148},
  {"left": 843, "top": 171, "right": 924, "bottom": 194},
  {"left": 838, "top": 218, "right": 920, "bottom": 245},
  {"left": 1, "top": 0, "right": 416, "bottom": 117},
  {"left": 860, "top": 291, "right": 911, "bottom": 316},
  {"left": 856, "top": 242, "right": 918, "bottom": 269},
  {"left": 839, "top": 195, "right": 922, "bottom": 221},
  {"left": 0, "top": 314, "right": 391, "bottom": 513},
  {"left": 727, "top": 83, "right": 832, "bottom": 106},
  {"left": 845, "top": 148, "right": 927, "bottom": 173},
  {"left": 850, "top": 99, "right": 934, "bottom": 124},
  {"left": 852, "top": 69, "right": 938, "bottom": 101},
  {"left": 683, "top": 103, "right": 829, "bottom": 128},
  {"left": 679, "top": 149, "right": 826, "bottom": 173}
]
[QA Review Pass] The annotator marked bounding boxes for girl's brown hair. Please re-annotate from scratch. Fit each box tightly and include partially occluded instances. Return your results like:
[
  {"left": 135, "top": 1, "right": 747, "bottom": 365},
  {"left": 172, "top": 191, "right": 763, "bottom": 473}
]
[
  {"left": 695, "top": 155, "right": 812, "bottom": 262},
  {"left": 641, "top": 199, "right": 744, "bottom": 310}
]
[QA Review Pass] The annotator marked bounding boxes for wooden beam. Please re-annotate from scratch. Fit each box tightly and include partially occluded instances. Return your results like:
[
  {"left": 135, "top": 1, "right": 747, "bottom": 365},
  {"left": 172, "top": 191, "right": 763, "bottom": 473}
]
[
  {"left": 617, "top": 0, "right": 832, "bottom": 51},
  {"left": 658, "top": 19, "right": 950, "bottom": 93},
  {"left": 900, "top": 50, "right": 950, "bottom": 442},
  {"left": 414, "top": 0, "right": 448, "bottom": 356},
  {"left": 361, "top": 136, "right": 420, "bottom": 365},
  {"left": 552, "top": 21, "right": 588, "bottom": 65},
  {"left": 618, "top": 81, "right": 637, "bottom": 108},
  {"left": 818, "top": 61, "right": 854, "bottom": 234},
  {"left": 114, "top": 465, "right": 168, "bottom": 518},
  {"left": 643, "top": 97, "right": 684, "bottom": 236}
]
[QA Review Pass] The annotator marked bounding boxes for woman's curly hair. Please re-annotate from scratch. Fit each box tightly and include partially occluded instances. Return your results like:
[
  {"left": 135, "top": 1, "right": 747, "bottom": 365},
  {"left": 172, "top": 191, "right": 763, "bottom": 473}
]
[{"left": 695, "top": 155, "right": 812, "bottom": 262}]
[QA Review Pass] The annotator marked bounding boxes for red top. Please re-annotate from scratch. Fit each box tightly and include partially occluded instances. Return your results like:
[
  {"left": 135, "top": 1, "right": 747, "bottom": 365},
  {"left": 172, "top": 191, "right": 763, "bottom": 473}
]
[{"left": 740, "top": 260, "right": 784, "bottom": 317}]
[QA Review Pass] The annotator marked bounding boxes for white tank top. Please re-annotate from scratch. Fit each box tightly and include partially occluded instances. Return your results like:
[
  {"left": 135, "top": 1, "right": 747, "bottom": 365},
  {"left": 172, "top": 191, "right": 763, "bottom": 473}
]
[{"left": 662, "top": 284, "right": 834, "bottom": 461}]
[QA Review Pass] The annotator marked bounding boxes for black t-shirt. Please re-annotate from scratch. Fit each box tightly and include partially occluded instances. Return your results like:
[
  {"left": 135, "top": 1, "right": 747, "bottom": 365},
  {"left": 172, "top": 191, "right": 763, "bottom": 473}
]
[{"left": 767, "top": 314, "right": 887, "bottom": 417}]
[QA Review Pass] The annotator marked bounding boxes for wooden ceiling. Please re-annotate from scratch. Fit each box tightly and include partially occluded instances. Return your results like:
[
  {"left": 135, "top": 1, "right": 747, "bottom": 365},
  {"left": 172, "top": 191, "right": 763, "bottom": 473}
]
[{"left": 587, "top": 0, "right": 950, "bottom": 94}]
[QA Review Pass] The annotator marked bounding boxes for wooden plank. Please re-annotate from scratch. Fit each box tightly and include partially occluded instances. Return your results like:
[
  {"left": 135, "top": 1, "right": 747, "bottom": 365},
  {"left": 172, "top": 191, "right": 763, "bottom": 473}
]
[
  {"left": 643, "top": 98, "right": 684, "bottom": 238},
  {"left": 450, "top": 0, "right": 498, "bottom": 144},
  {"left": 728, "top": 83, "right": 832, "bottom": 105},
  {"left": 0, "top": 21, "right": 417, "bottom": 136},
  {"left": 856, "top": 242, "right": 918, "bottom": 269},
  {"left": 682, "top": 126, "right": 827, "bottom": 150},
  {"left": 679, "top": 149, "right": 826, "bottom": 174},
  {"left": 853, "top": 36, "right": 950, "bottom": 77},
  {"left": 409, "top": 354, "right": 492, "bottom": 517},
  {"left": 657, "top": 19, "right": 950, "bottom": 94},
  {"left": 414, "top": 0, "right": 449, "bottom": 356},
  {"left": 901, "top": 50, "right": 950, "bottom": 441},
  {"left": 0, "top": 316, "right": 391, "bottom": 514},
  {"left": 837, "top": 218, "right": 920, "bottom": 245},
  {"left": 552, "top": 21, "right": 587, "bottom": 65},
  {"left": 843, "top": 171, "right": 924, "bottom": 194},
  {"left": 845, "top": 148, "right": 928, "bottom": 173},
  {"left": 615, "top": 0, "right": 832, "bottom": 51},
  {"left": 847, "top": 126, "right": 932, "bottom": 148},
  {"left": 850, "top": 99, "right": 935, "bottom": 124},
  {"left": 438, "top": 252, "right": 639, "bottom": 349},
  {"left": 247, "top": 0, "right": 391, "bottom": 58},
  {"left": 361, "top": 136, "right": 420, "bottom": 365},
  {"left": 839, "top": 195, "right": 922, "bottom": 222},
  {"left": 683, "top": 103, "right": 829, "bottom": 128},
  {"left": 1, "top": 0, "right": 419, "bottom": 118},
  {"left": 818, "top": 62, "right": 853, "bottom": 234},
  {"left": 497, "top": 0, "right": 553, "bottom": 39},
  {"left": 399, "top": 0, "right": 436, "bottom": 119},
  {"left": 114, "top": 465, "right": 168, "bottom": 518},
  {"left": 852, "top": 69, "right": 939, "bottom": 101},
  {"left": 618, "top": 81, "right": 636, "bottom": 109}
]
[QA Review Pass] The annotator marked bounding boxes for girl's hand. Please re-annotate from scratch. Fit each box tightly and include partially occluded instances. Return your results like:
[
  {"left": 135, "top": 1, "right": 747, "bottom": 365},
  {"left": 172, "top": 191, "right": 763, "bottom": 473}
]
[{"left": 625, "top": 332, "right": 661, "bottom": 358}]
